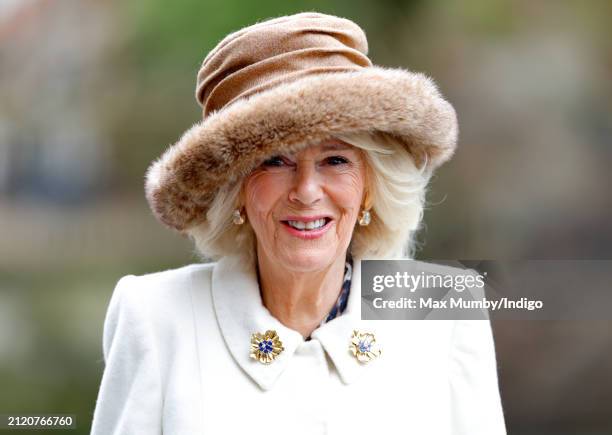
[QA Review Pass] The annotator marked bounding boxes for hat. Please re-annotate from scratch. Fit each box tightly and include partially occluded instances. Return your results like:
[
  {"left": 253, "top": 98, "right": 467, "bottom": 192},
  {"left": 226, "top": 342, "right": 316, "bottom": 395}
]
[{"left": 145, "top": 12, "right": 458, "bottom": 232}]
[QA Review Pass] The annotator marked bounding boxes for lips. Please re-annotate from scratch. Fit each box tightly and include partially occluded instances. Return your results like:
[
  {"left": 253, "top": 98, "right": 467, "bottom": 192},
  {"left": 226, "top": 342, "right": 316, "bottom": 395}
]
[
  {"left": 280, "top": 215, "right": 334, "bottom": 239},
  {"left": 281, "top": 216, "right": 333, "bottom": 231}
]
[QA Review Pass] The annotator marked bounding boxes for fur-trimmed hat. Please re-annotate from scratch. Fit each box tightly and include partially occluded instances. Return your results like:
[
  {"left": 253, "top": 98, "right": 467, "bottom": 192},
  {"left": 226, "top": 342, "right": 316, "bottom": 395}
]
[{"left": 145, "top": 12, "right": 458, "bottom": 232}]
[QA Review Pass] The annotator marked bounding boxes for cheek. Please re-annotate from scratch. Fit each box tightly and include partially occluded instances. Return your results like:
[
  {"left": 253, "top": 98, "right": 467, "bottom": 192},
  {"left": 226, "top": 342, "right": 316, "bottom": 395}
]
[
  {"left": 244, "top": 173, "right": 285, "bottom": 225},
  {"left": 329, "top": 171, "right": 365, "bottom": 223},
  {"left": 337, "top": 170, "right": 365, "bottom": 208}
]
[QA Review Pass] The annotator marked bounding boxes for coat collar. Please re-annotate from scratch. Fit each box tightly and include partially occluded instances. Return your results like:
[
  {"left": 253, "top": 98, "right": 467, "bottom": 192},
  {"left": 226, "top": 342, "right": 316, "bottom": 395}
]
[{"left": 211, "top": 254, "right": 370, "bottom": 391}]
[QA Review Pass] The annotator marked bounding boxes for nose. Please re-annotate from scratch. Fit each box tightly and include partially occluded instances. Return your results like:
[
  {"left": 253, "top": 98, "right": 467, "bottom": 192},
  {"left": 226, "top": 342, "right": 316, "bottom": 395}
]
[{"left": 288, "top": 160, "right": 323, "bottom": 206}]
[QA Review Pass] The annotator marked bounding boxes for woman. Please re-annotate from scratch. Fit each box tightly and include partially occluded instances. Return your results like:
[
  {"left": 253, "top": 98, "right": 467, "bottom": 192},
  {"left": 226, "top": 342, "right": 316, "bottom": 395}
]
[{"left": 91, "top": 12, "right": 506, "bottom": 435}]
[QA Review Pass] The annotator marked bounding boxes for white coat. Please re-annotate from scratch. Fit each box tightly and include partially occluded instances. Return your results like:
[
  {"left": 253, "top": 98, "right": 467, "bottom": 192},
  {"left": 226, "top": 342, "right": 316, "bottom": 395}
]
[{"left": 90, "top": 255, "right": 506, "bottom": 434}]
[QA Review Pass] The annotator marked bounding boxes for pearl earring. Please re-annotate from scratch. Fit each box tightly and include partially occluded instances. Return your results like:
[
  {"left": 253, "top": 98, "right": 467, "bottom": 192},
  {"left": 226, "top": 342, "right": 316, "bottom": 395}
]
[
  {"left": 358, "top": 209, "right": 371, "bottom": 226},
  {"left": 232, "top": 209, "right": 245, "bottom": 225}
]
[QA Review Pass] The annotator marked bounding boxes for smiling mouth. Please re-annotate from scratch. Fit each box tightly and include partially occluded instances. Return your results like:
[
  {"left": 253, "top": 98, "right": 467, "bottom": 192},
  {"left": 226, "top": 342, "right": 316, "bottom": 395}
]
[{"left": 281, "top": 217, "right": 332, "bottom": 231}]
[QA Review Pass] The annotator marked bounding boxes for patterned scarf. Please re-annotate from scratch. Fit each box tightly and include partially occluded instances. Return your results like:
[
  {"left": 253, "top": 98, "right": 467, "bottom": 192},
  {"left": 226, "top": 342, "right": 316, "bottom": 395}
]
[{"left": 320, "top": 255, "right": 353, "bottom": 325}]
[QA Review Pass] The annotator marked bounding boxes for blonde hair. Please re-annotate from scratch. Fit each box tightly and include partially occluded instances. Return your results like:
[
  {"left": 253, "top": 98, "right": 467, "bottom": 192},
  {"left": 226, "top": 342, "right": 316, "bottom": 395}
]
[{"left": 186, "top": 131, "right": 432, "bottom": 262}]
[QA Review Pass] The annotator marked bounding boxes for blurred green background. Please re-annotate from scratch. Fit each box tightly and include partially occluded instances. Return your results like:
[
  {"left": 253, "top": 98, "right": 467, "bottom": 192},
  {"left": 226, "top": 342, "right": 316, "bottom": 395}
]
[{"left": 1, "top": 0, "right": 611, "bottom": 433}]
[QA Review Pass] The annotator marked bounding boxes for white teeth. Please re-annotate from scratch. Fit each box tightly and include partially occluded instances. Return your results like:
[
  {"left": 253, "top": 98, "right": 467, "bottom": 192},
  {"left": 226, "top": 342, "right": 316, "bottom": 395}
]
[
  {"left": 287, "top": 218, "right": 327, "bottom": 230},
  {"left": 288, "top": 220, "right": 306, "bottom": 230}
]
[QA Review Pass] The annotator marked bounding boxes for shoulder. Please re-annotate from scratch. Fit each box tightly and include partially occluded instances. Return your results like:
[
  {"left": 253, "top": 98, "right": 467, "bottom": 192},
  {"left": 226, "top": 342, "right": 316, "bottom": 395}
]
[
  {"left": 123, "top": 261, "right": 215, "bottom": 291},
  {"left": 107, "top": 262, "right": 216, "bottom": 332},
  {"left": 103, "top": 262, "right": 218, "bottom": 359},
  {"left": 114, "top": 262, "right": 215, "bottom": 305}
]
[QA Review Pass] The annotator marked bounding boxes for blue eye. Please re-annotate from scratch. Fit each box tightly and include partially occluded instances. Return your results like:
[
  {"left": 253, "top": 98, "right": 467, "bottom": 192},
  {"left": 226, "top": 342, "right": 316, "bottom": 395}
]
[
  {"left": 262, "top": 156, "right": 285, "bottom": 167},
  {"left": 327, "top": 156, "right": 349, "bottom": 165}
]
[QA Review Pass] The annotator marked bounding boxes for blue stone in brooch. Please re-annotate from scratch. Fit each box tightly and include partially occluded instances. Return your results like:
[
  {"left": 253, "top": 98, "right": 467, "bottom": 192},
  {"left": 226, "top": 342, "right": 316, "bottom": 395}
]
[
  {"left": 349, "top": 330, "right": 381, "bottom": 364},
  {"left": 250, "top": 330, "right": 284, "bottom": 364}
]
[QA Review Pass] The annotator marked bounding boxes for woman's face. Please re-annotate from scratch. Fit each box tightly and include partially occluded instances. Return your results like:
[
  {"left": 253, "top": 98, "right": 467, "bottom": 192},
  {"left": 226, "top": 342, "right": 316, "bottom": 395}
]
[{"left": 243, "top": 138, "right": 367, "bottom": 272}]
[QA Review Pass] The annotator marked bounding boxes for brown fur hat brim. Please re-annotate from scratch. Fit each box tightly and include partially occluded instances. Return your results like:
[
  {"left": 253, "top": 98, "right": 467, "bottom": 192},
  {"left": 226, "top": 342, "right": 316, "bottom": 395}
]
[{"left": 145, "top": 66, "right": 458, "bottom": 232}]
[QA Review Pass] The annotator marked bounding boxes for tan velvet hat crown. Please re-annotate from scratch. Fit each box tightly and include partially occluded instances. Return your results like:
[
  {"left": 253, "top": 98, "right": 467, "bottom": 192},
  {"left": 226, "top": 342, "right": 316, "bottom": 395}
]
[{"left": 145, "top": 12, "right": 458, "bottom": 232}]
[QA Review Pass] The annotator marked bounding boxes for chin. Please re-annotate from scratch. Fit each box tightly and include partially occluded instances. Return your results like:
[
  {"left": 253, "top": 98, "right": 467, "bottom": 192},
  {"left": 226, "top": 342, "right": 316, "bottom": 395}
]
[{"left": 277, "top": 248, "right": 337, "bottom": 273}]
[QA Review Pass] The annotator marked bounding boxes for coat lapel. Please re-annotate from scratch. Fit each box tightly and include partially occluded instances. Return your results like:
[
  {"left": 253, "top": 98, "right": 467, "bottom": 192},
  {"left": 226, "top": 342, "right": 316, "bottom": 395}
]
[
  {"left": 210, "top": 254, "right": 376, "bottom": 390},
  {"left": 310, "top": 257, "right": 376, "bottom": 384},
  {"left": 211, "top": 255, "right": 303, "bottom": 391}
]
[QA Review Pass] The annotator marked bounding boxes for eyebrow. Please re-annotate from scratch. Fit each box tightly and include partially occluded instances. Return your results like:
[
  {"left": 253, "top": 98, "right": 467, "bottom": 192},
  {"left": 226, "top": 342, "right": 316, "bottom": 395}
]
[{"left": 320, "top": 141, "right": 352, "bottom": 152}]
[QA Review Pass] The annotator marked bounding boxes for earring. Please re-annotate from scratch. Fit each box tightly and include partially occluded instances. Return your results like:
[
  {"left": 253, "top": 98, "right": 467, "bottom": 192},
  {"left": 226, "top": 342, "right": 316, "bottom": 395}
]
[
  {"left": 358, "top": 209, "right": 371, "bottom": 226},
  {"left": 232, "top": 209, "right": 245, "bottom": 225}
]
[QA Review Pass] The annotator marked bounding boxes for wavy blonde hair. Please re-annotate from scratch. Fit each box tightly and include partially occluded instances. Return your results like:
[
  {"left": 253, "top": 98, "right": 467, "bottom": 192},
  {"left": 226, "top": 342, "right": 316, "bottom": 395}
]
[{"left": 186, "top": 131, "right": 432, "bottom": 263}]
